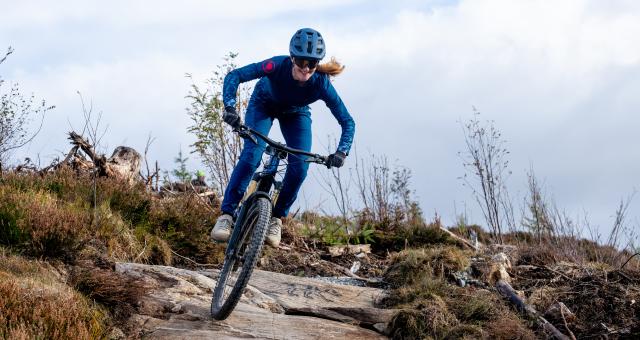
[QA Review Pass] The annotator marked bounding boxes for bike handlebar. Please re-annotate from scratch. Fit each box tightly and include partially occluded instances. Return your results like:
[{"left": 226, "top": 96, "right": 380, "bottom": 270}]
[{"left": 235, "top": 124, "right": 330, "bottom": 167}]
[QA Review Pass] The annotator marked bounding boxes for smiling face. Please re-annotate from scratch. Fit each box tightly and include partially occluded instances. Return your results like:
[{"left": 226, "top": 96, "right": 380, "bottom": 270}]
[{"left": 291, "top": 57, "right": 317, "bottom": 82}]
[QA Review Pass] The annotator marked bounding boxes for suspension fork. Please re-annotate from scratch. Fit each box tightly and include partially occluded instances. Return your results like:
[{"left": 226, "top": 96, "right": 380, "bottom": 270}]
[{"left": 226, "top": 191, "right": 272, "bottom": 260}]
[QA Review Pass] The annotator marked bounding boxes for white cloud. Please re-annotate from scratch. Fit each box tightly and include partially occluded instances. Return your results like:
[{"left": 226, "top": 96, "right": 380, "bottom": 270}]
[
  {"left": 322, "top": 0, "right": 640, "bottom": 233},
  {"left": 1, "top": 0, "right": 364, "bottom": 30},
  {"left": 3, "top": 0, "right": 639, "bottom": 237}
]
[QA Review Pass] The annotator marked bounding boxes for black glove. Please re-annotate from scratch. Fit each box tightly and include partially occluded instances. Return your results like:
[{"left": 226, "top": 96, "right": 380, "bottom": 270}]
[
  {"left": 223, "top": 106, "right": 241, "bottom": 128},
  {"left": 326, "top": 151, "right": 346, "bottom": 168}
]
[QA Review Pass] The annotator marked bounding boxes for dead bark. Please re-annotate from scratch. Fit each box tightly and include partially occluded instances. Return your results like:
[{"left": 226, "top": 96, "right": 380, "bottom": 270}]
[
  {"left": 495, "top": 279, "right": 571, "bottom": 340},
  {"left": 67, "top": 131, "right": 141, "bottom": 183},
  {"left": 105, "top": 146, "right": 141, "bottom": 183},
  {"left": 68, "top": 131, "right": 106, "bottom": 173},
  {"left": 439, "top": 227, "right": 479, "bottom": 250}
]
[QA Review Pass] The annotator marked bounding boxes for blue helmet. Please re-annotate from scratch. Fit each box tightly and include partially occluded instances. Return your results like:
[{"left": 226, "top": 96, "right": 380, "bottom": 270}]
[{"left": 289, "top": 28, "right": 326, "bottom": 60}]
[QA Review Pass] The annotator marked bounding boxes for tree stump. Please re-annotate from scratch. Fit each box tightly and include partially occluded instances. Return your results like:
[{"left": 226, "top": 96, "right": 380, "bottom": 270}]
[{"left": 106, "top": 146, "right": 141, "bottom": 184}]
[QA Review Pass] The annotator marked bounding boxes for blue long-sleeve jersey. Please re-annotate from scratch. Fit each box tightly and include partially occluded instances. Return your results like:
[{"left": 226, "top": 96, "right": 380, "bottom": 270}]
[{"left": 223, "top": 56, "right": 355, "bottom": 154}]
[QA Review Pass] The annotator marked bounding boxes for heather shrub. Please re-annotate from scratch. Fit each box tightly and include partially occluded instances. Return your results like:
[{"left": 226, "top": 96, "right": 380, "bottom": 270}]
[
  {"left": 148, "top": 194, "right": 224, "bottom": 265},
  {"left": 0, "top": 188, "right": 89, "bottom": 260},
  {"left": 1, "top": 169, "right": 93, "bottom": 203},
  {"left": 96, "top": 176, "right": 152, "bottom": 226},
  {"left": 71, "top": 264, "right": 148, "bottom": 320}
]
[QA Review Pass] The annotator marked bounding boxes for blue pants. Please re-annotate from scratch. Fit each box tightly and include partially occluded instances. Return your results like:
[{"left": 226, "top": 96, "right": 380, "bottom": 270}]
[{"left": 220, "top": 103, "right": 312, "bottom": 218}]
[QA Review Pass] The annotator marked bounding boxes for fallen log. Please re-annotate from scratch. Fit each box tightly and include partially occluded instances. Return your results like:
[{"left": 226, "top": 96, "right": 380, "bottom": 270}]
[
  {"left": 67, "top": 131, "right": 141, "bottom": 183},
  {"left": 495, "top": 279, "right": 572, "bottom": 340}
]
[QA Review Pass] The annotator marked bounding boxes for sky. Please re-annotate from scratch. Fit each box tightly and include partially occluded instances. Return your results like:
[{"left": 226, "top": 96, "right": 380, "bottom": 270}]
[{"left": 2, "top": 0, "right": 639, "bottom": 244}]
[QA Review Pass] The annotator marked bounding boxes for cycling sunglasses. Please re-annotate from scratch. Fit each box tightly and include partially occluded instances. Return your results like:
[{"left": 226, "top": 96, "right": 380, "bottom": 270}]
[{"left": 293, "top": 57, "right": 319, "bottom": 69}]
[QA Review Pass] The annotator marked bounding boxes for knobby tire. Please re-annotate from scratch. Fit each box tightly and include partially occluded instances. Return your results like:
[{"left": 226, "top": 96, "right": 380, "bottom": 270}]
[{"left": 210, "top": 197, "right": 271, "bottom": 320}]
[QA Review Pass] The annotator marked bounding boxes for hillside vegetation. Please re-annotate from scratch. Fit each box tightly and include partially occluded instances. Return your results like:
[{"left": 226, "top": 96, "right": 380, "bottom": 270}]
[{"left": 0, "top": 169, "right": 638, "bottom": 339}]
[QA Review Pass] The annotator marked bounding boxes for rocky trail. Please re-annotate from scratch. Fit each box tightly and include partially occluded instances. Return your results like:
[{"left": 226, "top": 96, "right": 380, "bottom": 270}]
[{"left": 116, "top": 263, "right": 395, "bottom": 339}]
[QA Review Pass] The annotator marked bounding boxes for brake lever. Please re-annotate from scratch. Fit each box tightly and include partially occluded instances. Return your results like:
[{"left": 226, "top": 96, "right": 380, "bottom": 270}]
[{"left": 235, "top": 125, "right": 257, "bottom": 144}]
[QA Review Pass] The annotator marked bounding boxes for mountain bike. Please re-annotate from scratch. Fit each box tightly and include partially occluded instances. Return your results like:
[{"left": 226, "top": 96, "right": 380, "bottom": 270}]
[{"left": 210, "top": 124, "right": 329, "bottom": 320}]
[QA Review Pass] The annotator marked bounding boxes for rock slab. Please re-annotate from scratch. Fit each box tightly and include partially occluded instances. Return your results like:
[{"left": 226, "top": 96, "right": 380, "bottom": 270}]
[{"left": 116, "top": 263, "right": 393, "bottom": 339}]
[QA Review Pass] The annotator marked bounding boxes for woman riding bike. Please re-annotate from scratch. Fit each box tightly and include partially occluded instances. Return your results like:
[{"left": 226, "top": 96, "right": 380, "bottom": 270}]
[{"left": 211, "top": 27, "right": 356, "bottom": 247}]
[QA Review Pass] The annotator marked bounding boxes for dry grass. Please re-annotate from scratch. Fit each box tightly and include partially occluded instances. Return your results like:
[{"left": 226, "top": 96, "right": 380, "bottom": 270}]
[
  {"left": 382, "top": 245, "right": 536, "bottom": 339},
  {"left": 389, "top": 304, "right": 458, "bottom": 340},
  {"left": 86, "top": 202, "right": 172, "bottom": 265},
  {"left": 384, "top": 246, "right": 471, "bottom": 288},
  {"left": 0, "top": 252, "right": 108, "bottom": 340},
  {"left": 482, "top": 314, "right": 537, "bottom": 340}
]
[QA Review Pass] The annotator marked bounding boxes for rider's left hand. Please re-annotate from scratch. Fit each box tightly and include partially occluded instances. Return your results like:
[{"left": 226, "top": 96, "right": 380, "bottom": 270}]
[{"left": 327, "top": 151, "right": 346, "bottom": 168}]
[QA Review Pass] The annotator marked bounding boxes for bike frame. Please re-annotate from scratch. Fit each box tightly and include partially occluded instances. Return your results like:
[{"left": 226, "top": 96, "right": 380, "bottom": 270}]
[{"left": 224, "top": 140, "right": 291, "bottom": 263}]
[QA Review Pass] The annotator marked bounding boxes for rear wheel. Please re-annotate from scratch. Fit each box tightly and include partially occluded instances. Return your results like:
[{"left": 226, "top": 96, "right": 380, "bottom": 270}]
[{"left": 211, "top": 197, "right": 271, "bottom": 320}]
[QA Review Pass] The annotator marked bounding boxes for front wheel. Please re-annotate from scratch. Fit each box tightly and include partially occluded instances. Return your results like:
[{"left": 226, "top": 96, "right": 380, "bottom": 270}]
[{"left": 211, "top": 197, "right": 271, "bottom": 320}]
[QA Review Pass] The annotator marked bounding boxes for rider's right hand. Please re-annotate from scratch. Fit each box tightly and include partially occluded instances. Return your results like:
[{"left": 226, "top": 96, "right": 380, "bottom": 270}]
[
  {"left": 326, "top": 151, "right": 346, "bottom": 168},
  {"left": 223, "top": 106, "right": 241, "bottom": 129}
]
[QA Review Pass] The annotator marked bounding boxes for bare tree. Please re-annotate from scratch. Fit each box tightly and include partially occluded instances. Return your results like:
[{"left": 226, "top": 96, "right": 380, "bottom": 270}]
[
  {"left": 607, "top": 191, "right": 636, "bottom": 251},
  {"left": 72, "top": 92, "right": 109, "bottom": 228},
  {"left": 0, "top": 47, "right": 53, "bottom": 169},
  {"left": 312, "top": 139, "right": 423, "bottom": 230},
  {"left": 458, "top": 109, "right": 512, "bottom": 243},
  {"left": 353, "top": 152, "right": 392, "bottom": 223},
  {"left": 140, "top": 132, "right": 159, "bottom": 188},
  {"left": 186, "top": 52, "right": 250, "bottom": 194},
  {"left": 315, "top": 138, "right": 352, "bottom": 222},
  {"left": 351, "top": 150, "right": 422, "bottom": 227}
]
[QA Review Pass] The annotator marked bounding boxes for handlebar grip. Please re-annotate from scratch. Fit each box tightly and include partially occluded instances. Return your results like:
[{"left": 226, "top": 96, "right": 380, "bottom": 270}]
[{"left": 304, "top": 155, "right": 328, "bottom": 165}]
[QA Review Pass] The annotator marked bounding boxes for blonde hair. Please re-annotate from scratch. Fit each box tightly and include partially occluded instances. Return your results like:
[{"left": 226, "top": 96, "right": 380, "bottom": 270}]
[{"left": 316, "top": 57, "right": 345, "bottom": 77}]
